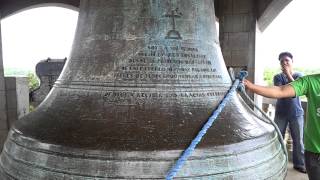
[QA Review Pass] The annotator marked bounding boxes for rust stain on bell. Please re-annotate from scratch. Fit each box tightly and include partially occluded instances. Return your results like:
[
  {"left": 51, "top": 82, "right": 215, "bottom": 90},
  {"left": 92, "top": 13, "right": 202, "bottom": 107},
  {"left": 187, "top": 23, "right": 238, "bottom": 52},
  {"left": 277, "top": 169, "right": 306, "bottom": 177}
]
[{"left": 0, "top": 0, "right": 286, "bottom": 179}]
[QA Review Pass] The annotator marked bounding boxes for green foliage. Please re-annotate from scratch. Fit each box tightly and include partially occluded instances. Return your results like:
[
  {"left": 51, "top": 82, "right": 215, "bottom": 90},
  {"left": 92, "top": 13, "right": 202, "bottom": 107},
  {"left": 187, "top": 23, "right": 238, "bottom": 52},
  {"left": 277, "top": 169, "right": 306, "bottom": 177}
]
[
  {"left": 27, "top": 72, "right": 40, "bottom": 91},
  {"left": 263, "top": 68, "right": 280, "bottom": 86},
  {"left": 29, "top": 105, "right": 36, "bottom": 112}
]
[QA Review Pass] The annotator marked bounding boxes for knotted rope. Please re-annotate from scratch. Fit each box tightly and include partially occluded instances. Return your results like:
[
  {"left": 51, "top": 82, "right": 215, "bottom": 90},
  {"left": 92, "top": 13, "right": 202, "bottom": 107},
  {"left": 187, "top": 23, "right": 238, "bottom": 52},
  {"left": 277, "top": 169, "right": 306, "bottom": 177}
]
[
  {"left": 166, "top": 70, "right": 287, "bottom": 179},
  {"left": 166, "top": 71, "right": 248, "bottom": 179}
]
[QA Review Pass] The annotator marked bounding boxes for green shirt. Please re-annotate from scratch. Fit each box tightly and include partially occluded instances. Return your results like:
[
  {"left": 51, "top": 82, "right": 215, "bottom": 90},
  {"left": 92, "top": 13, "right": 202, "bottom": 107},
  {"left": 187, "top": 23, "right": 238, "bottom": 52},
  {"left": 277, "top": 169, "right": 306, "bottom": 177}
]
[{"left": 290, "top": 74, "right": 320, "bottom": 153}]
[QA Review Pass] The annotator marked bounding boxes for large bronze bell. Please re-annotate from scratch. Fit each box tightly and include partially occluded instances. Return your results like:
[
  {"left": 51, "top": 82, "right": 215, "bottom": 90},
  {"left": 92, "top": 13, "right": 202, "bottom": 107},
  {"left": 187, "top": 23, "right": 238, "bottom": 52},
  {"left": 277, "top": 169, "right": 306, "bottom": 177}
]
[{"left": 0, "top": 0, "right": 286, "bottom": 179}]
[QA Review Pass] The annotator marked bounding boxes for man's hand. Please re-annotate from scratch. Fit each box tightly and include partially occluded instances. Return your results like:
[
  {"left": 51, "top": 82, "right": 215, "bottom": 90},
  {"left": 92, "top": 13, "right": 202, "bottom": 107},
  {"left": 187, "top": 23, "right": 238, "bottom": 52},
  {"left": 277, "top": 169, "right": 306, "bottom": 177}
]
[
  {"left": 281, "top": 64, "right": 292, "bottom": 76},
  {"left": 243, "top": 79, "right": 253, "bottom": 90},
  {"left": 281, "top": 64, "right": 294, "bottom": 82}
]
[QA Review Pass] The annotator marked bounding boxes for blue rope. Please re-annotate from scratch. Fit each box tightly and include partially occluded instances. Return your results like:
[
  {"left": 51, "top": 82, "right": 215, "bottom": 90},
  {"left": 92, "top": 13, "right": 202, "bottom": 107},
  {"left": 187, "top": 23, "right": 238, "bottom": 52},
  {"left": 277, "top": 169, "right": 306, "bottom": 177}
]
[{"left": 166, "top": 71, "right": 248, "bottom": 179}]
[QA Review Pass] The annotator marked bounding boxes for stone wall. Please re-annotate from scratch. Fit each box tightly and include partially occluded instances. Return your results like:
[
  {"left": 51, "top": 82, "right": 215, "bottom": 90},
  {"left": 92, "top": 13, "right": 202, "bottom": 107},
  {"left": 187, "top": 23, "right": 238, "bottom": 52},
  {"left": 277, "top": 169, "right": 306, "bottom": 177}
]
[
  {"left": 0, "top": 20, "right": 9, "bottom": 150},
  {"left": 5, "top": 77, "right": 29, "bottom": 127}
]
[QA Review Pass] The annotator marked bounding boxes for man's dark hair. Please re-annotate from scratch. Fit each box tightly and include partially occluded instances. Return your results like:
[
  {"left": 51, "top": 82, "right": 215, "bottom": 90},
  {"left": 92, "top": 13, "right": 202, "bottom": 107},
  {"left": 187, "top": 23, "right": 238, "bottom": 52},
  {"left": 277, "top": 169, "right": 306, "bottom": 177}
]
[{"left": 278, "top": 52, "right": 293, "bottom": 60}]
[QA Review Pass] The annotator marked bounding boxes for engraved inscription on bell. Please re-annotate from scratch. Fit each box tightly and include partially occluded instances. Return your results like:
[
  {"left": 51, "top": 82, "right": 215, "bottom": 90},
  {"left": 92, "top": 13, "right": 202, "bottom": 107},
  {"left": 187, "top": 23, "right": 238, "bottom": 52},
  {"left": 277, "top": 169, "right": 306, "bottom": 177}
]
[{"left": 115, "top": 43, "right": 222, "bottom": 82}]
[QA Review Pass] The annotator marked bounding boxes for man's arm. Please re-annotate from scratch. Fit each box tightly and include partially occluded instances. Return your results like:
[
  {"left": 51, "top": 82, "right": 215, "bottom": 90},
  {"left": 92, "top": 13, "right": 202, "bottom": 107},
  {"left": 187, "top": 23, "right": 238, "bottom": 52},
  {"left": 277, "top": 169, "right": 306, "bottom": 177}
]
[{"left": 243, "top": 79, "right": 296, "bottom": 98}]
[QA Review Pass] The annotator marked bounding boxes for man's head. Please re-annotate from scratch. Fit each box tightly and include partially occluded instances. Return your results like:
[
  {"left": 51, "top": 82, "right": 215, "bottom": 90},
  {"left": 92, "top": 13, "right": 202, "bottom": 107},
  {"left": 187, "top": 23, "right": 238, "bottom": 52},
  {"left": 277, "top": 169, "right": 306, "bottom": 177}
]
[{"left": 278, "top": 51, "right": 293, "bottom": 67}]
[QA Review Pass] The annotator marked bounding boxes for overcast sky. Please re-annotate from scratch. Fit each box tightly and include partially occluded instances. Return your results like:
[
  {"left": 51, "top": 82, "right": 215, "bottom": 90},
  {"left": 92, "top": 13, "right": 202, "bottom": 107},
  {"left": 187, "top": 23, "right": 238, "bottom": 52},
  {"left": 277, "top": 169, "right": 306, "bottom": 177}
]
[
  {"left": 259, "top": 0, "right": 320, "bottom": 68},
  {"left": 1, "top": 7, "right": 78, "bottom": 70},
  {"left": 1, "top": 0, "right": 320, "bottom": 71}
]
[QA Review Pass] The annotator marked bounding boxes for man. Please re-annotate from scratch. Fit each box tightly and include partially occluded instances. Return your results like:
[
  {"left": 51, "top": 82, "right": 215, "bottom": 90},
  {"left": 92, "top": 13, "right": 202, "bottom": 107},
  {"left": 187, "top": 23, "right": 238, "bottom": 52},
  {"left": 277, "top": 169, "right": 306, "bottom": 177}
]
[
  {"left": 243, "top": 73, "right": 320, "bottom": 180},
  {"left": 273, "top": 52, "right": 305, "bottom": 173}
]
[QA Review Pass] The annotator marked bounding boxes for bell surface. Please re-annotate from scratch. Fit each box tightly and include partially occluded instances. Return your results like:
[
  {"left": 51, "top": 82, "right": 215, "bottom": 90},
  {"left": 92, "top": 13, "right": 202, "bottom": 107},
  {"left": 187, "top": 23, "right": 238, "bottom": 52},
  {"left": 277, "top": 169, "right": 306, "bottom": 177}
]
[{"left": 0, "top": 0, "right": 286, "bottom": 179}]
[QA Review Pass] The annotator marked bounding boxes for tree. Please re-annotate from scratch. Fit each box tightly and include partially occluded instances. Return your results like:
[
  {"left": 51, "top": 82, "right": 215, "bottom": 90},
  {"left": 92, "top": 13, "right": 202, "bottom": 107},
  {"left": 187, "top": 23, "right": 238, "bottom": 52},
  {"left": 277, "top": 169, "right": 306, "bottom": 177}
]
[{"left": 27, "top": 72, "right": 40, "bottom": 91}]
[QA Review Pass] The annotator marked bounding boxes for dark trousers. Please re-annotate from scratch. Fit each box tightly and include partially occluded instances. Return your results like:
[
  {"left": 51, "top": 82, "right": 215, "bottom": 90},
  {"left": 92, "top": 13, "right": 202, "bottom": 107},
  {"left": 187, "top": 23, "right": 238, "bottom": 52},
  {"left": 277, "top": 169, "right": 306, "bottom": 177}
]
[
  {"left": 274, "top": 115, "right": 305, "bottom": 168},
  {"left": 305, "top": 150, "right": 320, "bottom": 180}
]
